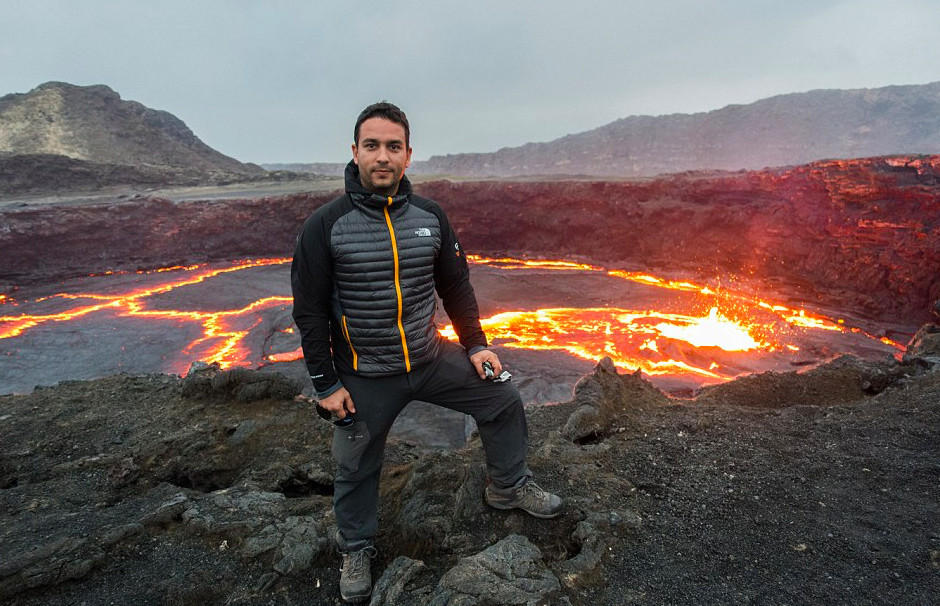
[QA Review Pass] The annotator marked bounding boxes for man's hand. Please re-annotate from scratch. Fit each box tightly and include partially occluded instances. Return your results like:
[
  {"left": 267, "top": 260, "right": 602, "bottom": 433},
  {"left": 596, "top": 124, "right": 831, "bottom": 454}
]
[
  {"left": 318, "top": 386, "right": 356, "bottom": 419},
  {"left": 469, "top": 349, "right": 502, "bottom": 380}
]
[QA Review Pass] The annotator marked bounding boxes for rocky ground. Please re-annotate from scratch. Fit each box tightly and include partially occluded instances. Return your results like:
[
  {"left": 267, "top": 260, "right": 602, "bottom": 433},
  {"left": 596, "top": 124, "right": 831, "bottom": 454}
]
[{"left": 1, "top": 325, "right": 937, "bottom": 605}]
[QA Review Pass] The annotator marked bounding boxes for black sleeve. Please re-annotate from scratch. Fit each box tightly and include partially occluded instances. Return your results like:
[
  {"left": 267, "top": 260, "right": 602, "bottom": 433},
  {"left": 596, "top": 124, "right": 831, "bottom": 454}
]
[
  {"left": 291, "top": 211, "right": 342, "bottom": 397},
  {"left": 432, "top": 205, "right": 488, "bottom": 352}
]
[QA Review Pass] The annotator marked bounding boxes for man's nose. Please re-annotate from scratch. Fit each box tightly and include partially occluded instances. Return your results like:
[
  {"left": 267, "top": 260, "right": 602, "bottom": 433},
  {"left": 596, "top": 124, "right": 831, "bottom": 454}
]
[{"left": 376, "top": 145, "right": 390, "bottom": 162}]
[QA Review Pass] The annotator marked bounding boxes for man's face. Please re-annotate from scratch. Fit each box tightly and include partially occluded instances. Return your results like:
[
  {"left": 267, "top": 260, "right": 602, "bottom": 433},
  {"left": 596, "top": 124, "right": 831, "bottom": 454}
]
[{"left": 352, "top": 117, "right": 412, "bottom": 196}]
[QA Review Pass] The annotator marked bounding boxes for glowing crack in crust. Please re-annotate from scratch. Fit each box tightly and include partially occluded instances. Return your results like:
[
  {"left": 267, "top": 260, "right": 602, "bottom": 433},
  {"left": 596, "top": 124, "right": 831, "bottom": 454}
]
[
  {"left": 0, "top": 255, "right": 902, "bottom": 383},
  {"left": 0, "top": 258, "right": 291, "bottom": 370}
]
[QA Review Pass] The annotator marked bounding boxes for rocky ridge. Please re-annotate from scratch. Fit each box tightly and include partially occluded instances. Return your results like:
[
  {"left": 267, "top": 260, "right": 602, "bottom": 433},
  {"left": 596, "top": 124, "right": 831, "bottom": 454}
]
[
  {"left": 0, "top": 326, "right": 937, "bottom": 604},
  {"left": 0, "top": 82, "right": 266, "bottom": 193},
  {"left": 421, "top": 81, "right": 940, "bottom": 177}
]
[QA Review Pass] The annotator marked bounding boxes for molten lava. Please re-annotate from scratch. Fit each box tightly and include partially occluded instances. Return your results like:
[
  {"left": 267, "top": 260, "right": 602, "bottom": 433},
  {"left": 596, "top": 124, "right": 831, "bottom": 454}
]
[
  {"left": 653, "top": 307, "right": 763, "bottom": 351},
  {"left": 0, "top": 258, "right": 291, "bottom": 371},
  {"left": 0, "top": 254, "right": 902, "bottom": 390}
]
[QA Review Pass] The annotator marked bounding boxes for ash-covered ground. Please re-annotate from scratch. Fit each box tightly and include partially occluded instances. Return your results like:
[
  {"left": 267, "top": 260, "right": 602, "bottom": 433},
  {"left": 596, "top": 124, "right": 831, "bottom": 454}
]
[
  {"left": 0, "top": 330, "right": 938, "bottom": 605},
  {"left": 1, "top": 157, "right": 937, "bottom": 603}
]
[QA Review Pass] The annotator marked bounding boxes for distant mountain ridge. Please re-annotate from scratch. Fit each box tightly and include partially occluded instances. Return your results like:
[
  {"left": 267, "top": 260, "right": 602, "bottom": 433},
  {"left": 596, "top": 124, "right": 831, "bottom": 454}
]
[
  {"left": 418, "top": 82, "right": 940, "bottom": 177},
  {"left": 0, "top": 82, "right": 264, "bottom": 193}
]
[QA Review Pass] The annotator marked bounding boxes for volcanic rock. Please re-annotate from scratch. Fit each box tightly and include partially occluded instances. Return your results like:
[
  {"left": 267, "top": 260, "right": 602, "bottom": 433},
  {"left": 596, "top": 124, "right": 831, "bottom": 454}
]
[
  {"left": 428, "top": 534, "right": 562, "bottom": 606},
  {"left": 692, "top": 354, "right": 907, "bottom": 408},
  {"left": 369, "top": 556, "right": 436, "bottom": 605},
  {"left": 0, "top": 82, "right": 265, "bottom": 194},
  {"left": 181, "top": 362, "right": 304, "bottom": 402},
  {"left": 0, "top": 348, "right": 938, "bottom": 603},
  {"left": 903, "top": 323, "right": 940, "bottom": 364},
  {"left": 419, "top": 81, "right": 940, "bottom": 177},
  {"left": 0, "top": 152, "right": 234, "bottom": 195},
  {"left": 562, "top": 357, "right": 668, "bottom": 443},
  {"left": 551, "top": 509, "right": 641, "bottom": 589},
  {"left": 2, "top": 154, "right": 936, "bottom": 328}
]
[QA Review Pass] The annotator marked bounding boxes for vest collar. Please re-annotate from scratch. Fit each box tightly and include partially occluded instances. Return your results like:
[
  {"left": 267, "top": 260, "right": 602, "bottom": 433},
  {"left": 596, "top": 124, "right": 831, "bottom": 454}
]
[{"left": 344, "top": 160, "right": 412, "bottom": 209}]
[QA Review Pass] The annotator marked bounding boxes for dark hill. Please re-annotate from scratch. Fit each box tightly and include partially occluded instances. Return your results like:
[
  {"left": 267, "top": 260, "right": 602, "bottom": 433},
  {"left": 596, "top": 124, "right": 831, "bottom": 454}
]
[
  {"left": 420, "top": 82, "right": 940, "bottom": 177},
  {"left": 0, "top": 82, "right": 265, "bottom": 194}
]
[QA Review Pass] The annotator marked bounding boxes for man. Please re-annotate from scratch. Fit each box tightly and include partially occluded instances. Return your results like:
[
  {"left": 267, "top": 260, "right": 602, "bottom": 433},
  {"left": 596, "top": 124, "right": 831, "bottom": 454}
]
[{"left": 291, "top": 102, "right": 562, "bottom": 603}]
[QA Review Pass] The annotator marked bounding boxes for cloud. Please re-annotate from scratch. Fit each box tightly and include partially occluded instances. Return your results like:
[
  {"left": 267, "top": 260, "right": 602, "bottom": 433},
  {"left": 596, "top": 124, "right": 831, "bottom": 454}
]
[{"left": 2, "top": 0, "right": 938, "bottom": 162}]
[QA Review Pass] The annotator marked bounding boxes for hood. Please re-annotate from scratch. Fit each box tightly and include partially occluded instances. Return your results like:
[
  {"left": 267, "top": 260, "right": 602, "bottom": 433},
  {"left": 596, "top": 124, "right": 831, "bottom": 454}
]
[{"left": 344, "top": 160, "right": 413, "bottom": 209}]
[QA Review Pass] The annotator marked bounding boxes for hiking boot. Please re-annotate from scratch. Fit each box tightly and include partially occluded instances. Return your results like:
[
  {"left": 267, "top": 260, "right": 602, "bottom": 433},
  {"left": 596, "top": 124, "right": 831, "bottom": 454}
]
[
  {"left": 485, "top": 477, "right": 563, "bottom": 519},
  {"left": 338, "top": 545, "right": 377, "bottom": 603}
]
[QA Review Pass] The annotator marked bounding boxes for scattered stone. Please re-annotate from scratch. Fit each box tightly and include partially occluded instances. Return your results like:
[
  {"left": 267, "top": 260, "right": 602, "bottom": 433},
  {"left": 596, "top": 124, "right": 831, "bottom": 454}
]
[
  {"left": 242, "top": 515, "right": 328, "bottom": 577},
  {"left": 369, "top": 556, "right": 435, "bottom": 606},
  {"left": 107, "top": 456, "right": 140, "bottom": 488},
  {"left": 428, "top": 534, "right": 562, "bottom": 605},
  {"left": 552, "top": 510, "right": 640, "bottom": 589},
  {"left": 180, "top": 361, "right": 222, "bottom": 397},
  {"left": 903, "top": 323, "right": 940, "bottom": 363},
  {"left": 561, "top": 404, "right": 602, "bottom": 443},
  {"left": 181, "top": 363, "right": 303, "bottom": 402},
  {"left": 694, "top": 354, "right": 908, "bottom": 408},
  {"left": 565, "top": 358, "right": 670, "bottom": 442},
  {"left": 0, "top": 536, "right": 105, "bottom": 600},
  {"left": 97, "top": 522, "right": 144, "bottom": 547},
  {"left": 139, "top": 492, "right": 190, "bottom": 527},
  {"left": 181, "top": 487, "right": 285, "bottom": 536},
  {"left": 228, "top": 419, "right": 261, "bottom": 444}
]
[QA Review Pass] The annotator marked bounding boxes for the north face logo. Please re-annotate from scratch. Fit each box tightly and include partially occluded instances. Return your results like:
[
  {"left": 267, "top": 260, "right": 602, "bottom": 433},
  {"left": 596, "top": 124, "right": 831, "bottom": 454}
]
[{"left": 414, "top": 228, "right": 432, "bottom": 237}]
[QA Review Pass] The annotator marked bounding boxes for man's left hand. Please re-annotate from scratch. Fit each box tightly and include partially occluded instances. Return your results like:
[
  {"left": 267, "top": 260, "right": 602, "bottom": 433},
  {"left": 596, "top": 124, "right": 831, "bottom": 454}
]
[{"left": 469, "top": 349, "right": 502, "bottom": 380}]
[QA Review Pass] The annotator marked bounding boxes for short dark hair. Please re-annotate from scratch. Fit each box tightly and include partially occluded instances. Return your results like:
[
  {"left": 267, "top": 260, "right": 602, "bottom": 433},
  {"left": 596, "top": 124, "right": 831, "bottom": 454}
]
[{"left": 354, "top": 101, "right": 410, "bottom": 148}]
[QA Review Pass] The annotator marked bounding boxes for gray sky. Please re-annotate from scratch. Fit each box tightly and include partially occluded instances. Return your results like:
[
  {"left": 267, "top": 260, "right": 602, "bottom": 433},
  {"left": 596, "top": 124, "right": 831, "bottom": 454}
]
[{"left": 2, "top": 0, "right": 939, "bottom": 163}]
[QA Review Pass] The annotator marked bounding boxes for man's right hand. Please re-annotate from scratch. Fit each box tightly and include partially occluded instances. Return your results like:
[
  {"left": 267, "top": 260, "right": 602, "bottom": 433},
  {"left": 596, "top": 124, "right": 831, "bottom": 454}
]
[{"left": 318, "top": 386, "right": 356, "bottom": 419}]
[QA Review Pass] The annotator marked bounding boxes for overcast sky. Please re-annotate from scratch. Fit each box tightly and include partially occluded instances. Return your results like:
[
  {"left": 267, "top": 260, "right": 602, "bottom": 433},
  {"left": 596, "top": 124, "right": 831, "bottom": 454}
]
[{"left": 2, "top": 0, "right": 938, "bottom": 163}]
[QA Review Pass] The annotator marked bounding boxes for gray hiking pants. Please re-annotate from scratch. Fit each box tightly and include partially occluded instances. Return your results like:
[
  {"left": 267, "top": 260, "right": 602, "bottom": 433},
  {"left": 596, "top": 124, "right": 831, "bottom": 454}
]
[{"left": 332, "top": 341, "right": 529, "bottom": 551}]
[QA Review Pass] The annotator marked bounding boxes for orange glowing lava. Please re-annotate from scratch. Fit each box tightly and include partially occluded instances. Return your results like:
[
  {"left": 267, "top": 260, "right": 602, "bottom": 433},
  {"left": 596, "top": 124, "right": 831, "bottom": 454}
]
[
  {"left": 0, "top": 258, "right": 291, "bottom": 370},
  {"left": 440, "top": 306, "right": 773, "bottom": 381},
  {"left": 0, "top": 254, "right": 902, "bottom": 386},
  {"left": 469, "top": 255, "right": 903, "bottom": 350},
  {"left": 653, "top": 307, "right": 764, "bottom": 350},
  {"left": 466, "top": 255, "right": 603, "bottom": 272}
]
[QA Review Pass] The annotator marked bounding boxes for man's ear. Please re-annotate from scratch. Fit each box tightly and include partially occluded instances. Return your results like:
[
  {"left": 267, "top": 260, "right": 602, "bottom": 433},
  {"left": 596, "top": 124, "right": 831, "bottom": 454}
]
[
  {"left": 351, "top": 143, "right": 359, "bottom": 165},
  {"left": 404, "top": 146, "right": 413, "bottom": 169}
]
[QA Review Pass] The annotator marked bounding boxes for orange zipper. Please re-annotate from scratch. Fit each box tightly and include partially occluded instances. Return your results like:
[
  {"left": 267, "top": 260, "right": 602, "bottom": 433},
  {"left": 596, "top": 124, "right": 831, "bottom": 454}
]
[
  {"left": 341, "top": 314, "right": 358, "bottom": 371},
  {"left": 384, "top": 196, "right": 411, "bottom": 372}
]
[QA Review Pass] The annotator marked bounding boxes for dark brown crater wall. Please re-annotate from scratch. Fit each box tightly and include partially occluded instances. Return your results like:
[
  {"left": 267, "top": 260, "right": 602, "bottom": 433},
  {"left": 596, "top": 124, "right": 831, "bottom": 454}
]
[{"left": 1, "top": 155, "right": 938, "bottom": 326}]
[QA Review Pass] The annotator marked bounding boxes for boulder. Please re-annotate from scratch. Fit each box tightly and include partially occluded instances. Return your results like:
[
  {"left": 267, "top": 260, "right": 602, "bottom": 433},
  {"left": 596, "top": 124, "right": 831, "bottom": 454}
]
[
  {"left": 903, "top": 323, "right": 940, "bottom": 363},
  {"left": 428, "top": 534, "right": 562, "bottom": 606},
  {"left": 561, "top": 357, "right": 669, "bottom": 442},
  {"left": 369, "top": 556, "right": 436, "bottom": 606},
  {"left": 181, "top": 362, "right": 303, "bottom": 402}
]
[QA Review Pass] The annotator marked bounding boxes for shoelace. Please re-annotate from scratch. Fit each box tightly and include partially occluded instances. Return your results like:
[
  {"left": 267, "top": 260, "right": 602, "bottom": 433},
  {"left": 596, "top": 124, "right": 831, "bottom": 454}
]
[
  {"left": 343, "top": 546, "right": 377, "bottom": 574},
  {"left": 518, "top": 480, "right": 547, "bottom": 501}
]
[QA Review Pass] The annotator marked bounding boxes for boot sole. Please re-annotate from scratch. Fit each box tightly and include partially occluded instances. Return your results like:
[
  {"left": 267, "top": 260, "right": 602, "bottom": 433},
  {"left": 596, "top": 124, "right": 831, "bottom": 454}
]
[
  {"left": 485, "top": 500, "right": 563, "bottom": 519},
  {"left": 341, "top": 591, "right": 371, "bottom": 604}
]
